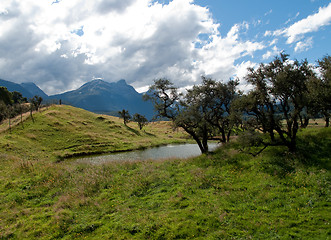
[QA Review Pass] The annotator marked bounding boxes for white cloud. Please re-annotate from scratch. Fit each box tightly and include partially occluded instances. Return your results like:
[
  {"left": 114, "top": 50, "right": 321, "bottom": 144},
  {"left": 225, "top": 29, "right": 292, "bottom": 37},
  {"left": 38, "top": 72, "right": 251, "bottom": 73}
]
[
  {"left": 294, "top": 37, "right": 313, "bottom": 52},
  {"left": 268, "top": 2, "right": 331, "bottom": 44},
  {"left": 262, "top": 46, "right": 280, "bottom": 60},
  {"left": 285, "top": 3, "right": 331, "bottom": 44},
  {"left": 264, "top": 9, "right": 272, "bottom": 16},
  {"left": 193, "top": 23, "right": 265, "bottom": 82},
  {"left": 0, "top": 0, "right": 265, "bottom": 94},
  {"left": 285, "top": 12, "right": 300, "bottom": 25}
]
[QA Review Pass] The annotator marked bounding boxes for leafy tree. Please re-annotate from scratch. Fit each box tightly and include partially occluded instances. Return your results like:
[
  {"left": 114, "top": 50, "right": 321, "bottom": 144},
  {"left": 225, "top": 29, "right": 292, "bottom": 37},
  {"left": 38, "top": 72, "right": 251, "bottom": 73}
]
[
  {"left": 143, "top": 78, "right": 180, "bottom": 120},
  {"left": 0, "top": 87, "right": 12, "bottom": 105},
  {"left": 12, "top": 91, "right": 27, "bottom": 104},
  {"left": 307, "top": 55, "right": 331, "bottom": 127},
  {"left": 118, "top": 109, "right": 131, "bottom": 126},
  {"left": 30, "top": 95, "right": 43, "bottom": 112},
  {"left": 0, "top": 101, "right": 7, "bottom": 122},
  {"left": 133, "top": 113, "right": 148, "bottom": 130},
  {"left": 144, "top": 77, "right": 240, "bottom": 153},
  {"left": 28, "top": 95, "right": 43, "bottom": 123},
  {"left": 193, "top": 77, "right": 241, "bottom": 143},
  {"left": 144, "top": 78, "right": 208, "bottom": 152},
  {"left": 241, "top": 53, "right": 314, "bottom": 152}
]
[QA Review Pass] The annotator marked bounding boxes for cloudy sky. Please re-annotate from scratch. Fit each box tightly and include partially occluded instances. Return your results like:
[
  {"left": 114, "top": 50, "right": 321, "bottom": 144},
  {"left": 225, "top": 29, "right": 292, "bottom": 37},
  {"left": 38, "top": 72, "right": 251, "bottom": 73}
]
[{"left": 0, "top": 0, "right": 330, "bottom": 95}]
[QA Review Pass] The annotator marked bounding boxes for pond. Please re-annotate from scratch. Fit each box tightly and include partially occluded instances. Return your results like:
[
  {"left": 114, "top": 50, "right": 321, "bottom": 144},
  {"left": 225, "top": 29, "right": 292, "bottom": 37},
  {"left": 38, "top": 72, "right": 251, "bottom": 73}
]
[{"left": 76, "top": 142, "right": 220, "bottom": 164}]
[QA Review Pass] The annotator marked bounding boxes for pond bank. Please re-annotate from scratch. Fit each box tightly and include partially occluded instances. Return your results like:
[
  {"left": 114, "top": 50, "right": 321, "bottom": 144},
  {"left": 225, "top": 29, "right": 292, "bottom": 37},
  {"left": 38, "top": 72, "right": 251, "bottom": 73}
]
[{"left": 75, "top": 142, "right": 221, "bottom": 164}]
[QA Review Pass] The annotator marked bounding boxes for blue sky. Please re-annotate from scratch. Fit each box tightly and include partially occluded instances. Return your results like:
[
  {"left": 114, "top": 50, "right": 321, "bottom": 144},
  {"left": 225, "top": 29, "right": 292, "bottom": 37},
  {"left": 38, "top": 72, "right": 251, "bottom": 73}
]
[
  {"left": 0, "top": 0, "right": 330, "bottom": 94},
  {"left": 195, "top": 0, "right": 331, "bottom": 63}
]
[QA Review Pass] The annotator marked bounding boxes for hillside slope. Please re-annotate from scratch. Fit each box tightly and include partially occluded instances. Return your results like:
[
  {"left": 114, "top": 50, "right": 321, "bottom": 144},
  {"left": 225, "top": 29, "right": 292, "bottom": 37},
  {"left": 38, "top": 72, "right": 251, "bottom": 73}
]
[{"left": 0, "top": 105, "right": 187, "bottom": 161}]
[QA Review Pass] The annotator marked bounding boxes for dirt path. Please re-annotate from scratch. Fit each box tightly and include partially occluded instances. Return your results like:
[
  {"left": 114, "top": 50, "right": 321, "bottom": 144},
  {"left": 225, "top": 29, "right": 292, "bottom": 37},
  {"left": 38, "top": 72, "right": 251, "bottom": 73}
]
[{"left": 0, "top": 107, "right": 48, "bottom": 133}]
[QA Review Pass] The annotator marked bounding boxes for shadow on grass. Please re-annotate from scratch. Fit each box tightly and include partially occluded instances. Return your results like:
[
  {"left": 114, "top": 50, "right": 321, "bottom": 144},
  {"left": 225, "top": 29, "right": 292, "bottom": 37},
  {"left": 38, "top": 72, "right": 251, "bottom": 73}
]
[
  {"left": 206, "top": 128, "right": 331, "bottom": 178},
  {"left": 296, "top": 128, "right": 331, "bottom": 170},
  {"left": 125, "top": 126, "right": 141, "bottom": 136},
  {"left": 260, "top": 128, "right": 331, "bottom": 177},
  {"left": 144, "top": 131, "right": 156, "bottom": 137}
]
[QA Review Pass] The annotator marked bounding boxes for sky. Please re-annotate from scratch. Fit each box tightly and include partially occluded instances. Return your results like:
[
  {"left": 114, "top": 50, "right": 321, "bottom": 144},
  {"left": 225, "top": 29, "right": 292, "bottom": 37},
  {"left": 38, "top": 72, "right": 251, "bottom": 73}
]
[{"left": 0, "top": 0, "right": 330, "bottom": 95}]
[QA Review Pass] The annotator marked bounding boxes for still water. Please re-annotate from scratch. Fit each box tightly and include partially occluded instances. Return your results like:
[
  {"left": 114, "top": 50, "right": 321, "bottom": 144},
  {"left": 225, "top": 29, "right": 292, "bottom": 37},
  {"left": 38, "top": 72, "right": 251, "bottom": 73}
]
[{"left": 77, "top": 143, "right": 220, "bottom": 164}]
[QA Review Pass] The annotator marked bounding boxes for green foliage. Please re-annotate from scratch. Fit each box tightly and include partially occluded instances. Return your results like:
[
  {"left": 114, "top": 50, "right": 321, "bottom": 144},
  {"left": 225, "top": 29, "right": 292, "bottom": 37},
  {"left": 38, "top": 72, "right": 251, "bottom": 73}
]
[
  {"left": 30, "top": 95, "right": 43, "bottom": 112},
  {"left": 0, "top": 86, "right": 12, "bottom": 105},
  {"left": 117, "top": 109, "right": 131, "bottom": 126},
  {"left": 143, "top": 78, "right": 179, "bottom": 120},
  {"left": 241, "top": 53, "right": 315, "bottom": 152},
  {"left": 0, "top": 89, "right": 30, "bottom": 123},
  {"left": 133, "top": 113, "right": 148, "bottom": 130},
  {"left": 307, "top": 55, "right": 331, "bottom": 127},
  {"left": 145, "top": 77, "right": 240, "bottom": 153},
  {"left": 12, "top": 91, "right": 27, "bottom": 104}
]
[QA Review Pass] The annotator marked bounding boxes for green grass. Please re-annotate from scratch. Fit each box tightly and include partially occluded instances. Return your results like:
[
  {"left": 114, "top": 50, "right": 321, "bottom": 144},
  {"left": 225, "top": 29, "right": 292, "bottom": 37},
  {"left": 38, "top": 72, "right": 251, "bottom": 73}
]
[
  {"left": 0, "top": 105, "right": 188, "bottom": 162},
  {"left": 0, "top": 106, "right": 330, "bottom": 239}
]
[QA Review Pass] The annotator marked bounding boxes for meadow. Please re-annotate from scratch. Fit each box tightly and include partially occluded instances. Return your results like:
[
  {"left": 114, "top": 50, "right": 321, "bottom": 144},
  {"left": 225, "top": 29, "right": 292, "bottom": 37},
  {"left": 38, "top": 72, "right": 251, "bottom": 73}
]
[{"left": 0, "top": 105, "right": 330, "bottom": 239}]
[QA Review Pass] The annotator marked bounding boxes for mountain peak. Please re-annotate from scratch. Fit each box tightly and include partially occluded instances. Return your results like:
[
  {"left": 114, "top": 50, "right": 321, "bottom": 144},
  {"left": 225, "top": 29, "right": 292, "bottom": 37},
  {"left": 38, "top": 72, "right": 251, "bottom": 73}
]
[
  {"left": 117, "top": 79, "right": 127, "bottom": 85},
  {"left": 49, "top": 78, "right": 155, "bottom": 119},
  {"left": 90, "top": 79, "right": 106, "bottom": 84}
]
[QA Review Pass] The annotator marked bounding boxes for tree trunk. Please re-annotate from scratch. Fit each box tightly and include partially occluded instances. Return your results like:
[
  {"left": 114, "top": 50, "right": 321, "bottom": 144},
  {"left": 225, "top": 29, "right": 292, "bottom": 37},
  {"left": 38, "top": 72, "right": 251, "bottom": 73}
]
[
  {"left": 20, "top": 105, "right": 24, "bottom": 129},
  {"left": 181, "top": 126, "right": 208, "bottom": 154},
  {"left": 8, "top": 117, "right": 11, "bottom": 133},
  {"left": 299, "top": 115, "right": 309, "bottom": 128},
  {"left": 30, "top": 107, "right": 34, "bottom": 123},
  {"left": 195, "top": 136, "right": 208, "bottom": 154},
  {"left": 325, "top": 117, "right": 330, "bottom": 127},
  {"left": 288, "top": 138, "right": 297, "bottom": 152},
  {"left": 227, "top": 129, "right": 231, "bottom": 142},
  {"left": 221, "top": 129, "right": 226, "bottom": 143},
  {"left": 269, "top": 129, "right": 275, "bottom": 142},
  {"left": 202, "top": 124, "right": 209, "bottom": 153},
  {"left": 303, "top": 117, "right": 309, "bottom": 128}
]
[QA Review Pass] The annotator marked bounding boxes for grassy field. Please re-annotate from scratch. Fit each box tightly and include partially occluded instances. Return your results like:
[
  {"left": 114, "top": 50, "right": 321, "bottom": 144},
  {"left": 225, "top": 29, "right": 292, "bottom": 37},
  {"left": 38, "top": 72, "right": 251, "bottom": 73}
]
[
  {"left": 0, "top": 105, "right": 188, "bottom": 161},
  {"left": 0, "top": 105, "right": 330, "bottom": 239}
]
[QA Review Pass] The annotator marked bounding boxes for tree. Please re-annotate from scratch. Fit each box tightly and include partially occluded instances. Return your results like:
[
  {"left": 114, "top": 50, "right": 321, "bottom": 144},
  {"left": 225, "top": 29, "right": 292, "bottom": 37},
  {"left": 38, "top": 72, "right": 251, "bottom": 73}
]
[
  {"left": 241, "top": 53, "right": 314, "bottom": 152},
  {"left": 133, "top": 113, "right": 148, "bottom": 130},
  {"left": 12, "top": 91, "right": 27, "bottom": 104},
  {"left": 0, "top": 101, "right": 7, "bottom": 123},
  {"left": 12, "top": 91, "right": 27, "bottom": 128},
  {"left": 144, "top": 77, "right": 240, "bottom": 153},
  {"left": 194, "top": 77, "right": 241, "bottom": 143},
  {"left": 143, "top": 78, "right": 180, "bottom": 120},
  {"left": 307, "top": 55, "right": 331, "bottom": 127},
  {"left": 118, "top": 109, "right": 131, "bottom": 126},
  {"left": 0, "top": 87, "right": 12, "bottom": 105},
  {"left": 30, "top": 95, "right": 43, "bottom": 112}
]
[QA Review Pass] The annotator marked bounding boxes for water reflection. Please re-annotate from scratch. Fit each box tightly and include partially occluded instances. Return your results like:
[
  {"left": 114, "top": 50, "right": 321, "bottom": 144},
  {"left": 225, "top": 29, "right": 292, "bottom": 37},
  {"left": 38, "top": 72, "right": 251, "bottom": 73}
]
[{"left": 77, "top": 143, "right": 220, "bottom": 164}]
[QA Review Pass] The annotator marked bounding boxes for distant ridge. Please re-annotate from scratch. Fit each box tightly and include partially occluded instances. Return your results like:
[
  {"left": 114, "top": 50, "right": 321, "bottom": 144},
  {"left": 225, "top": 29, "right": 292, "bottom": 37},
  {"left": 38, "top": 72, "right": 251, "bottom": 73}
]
[
  {"left": 0, "top": 78, "right": 155, "bottom": 119},
  {"left": 20, "top": 82, "right": 48, "bottom": 99},
  {"left": 0, "top": 79, "right": 38, "bottom": 98},
  {"left": 50, "top": 79, "right": 155, "bottom": 119}
]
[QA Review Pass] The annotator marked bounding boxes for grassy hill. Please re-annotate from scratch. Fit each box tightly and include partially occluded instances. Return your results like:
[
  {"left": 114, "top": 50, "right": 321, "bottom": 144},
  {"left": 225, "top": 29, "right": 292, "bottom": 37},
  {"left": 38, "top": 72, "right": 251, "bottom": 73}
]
[
  {"left": 0, "top": 105, "right": 188, "bottom": 162},
  {"left": 0, "top": 105, "right": 330, "bottom": 239}
]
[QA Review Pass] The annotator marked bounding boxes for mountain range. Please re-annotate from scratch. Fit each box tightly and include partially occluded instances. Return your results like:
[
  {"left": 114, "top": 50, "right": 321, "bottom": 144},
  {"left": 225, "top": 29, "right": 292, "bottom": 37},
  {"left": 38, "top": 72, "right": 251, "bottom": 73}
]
[
  {"left": 0, "top": 78, "right": 155, "bottom": 119},
  {"left": 0, "top": 79, "right": 48, "bottom": 99}
]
